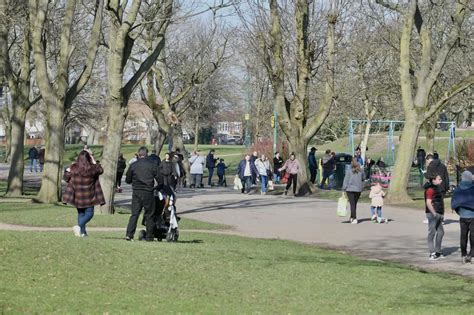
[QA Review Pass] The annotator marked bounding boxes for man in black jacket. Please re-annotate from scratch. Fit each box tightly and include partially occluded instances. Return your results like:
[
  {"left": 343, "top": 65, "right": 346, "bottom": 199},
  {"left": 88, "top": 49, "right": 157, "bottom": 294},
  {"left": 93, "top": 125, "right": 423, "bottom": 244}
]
[
  {"left": 125, "top": 147, "right": 161, "bottom": 241},
  {"left": 425, "top": 154, "right": 449, "bottom": 194}
]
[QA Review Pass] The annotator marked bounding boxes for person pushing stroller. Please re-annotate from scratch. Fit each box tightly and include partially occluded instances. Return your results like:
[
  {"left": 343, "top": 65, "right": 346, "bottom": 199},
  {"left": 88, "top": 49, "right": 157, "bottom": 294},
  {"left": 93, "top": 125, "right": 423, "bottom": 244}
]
[{"left": 139, "top": 184, "right": 180, "bottom": 242}]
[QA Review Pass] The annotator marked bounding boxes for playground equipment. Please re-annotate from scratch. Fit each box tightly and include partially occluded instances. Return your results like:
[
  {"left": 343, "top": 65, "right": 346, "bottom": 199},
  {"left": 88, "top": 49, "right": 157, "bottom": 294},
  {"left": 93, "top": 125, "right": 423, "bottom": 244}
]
[{"left": 348, "top": 119, "right": 457, "bottom": 165}]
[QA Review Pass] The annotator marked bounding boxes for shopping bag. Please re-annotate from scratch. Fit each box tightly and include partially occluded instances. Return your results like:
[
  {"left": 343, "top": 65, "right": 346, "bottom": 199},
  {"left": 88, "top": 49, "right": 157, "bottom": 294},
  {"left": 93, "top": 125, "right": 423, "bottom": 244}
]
[
  {"left": 233, "top": 176, "right": 243, "bottom": 190},
  {"left": 337, "top": 193, "right": 348, "bottom": 217},
  {"left": 268, "top": 180, "right": 274, "bottom": 191},
  {"left": 281, "top": 172, "right": 290, "bottom": 184}
]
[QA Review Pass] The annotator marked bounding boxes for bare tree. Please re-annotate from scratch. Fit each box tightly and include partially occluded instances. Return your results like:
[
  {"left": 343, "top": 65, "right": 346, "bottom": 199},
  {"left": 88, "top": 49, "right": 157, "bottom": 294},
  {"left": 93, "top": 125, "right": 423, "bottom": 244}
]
[
  {"left": 29, "top": 0, "right": 103, "bottom": 203},
  {"left": 98, "top": 0, "right": 173, "bottom": 214},
  {"left": 256, "top": 0, "right": 338, "bottom": 194},
  {"left": 1, "top": 1, "right": 42, "bottom": 196},
  {"left": 374, "top": 0, "right": 473, "bottom": 203}
]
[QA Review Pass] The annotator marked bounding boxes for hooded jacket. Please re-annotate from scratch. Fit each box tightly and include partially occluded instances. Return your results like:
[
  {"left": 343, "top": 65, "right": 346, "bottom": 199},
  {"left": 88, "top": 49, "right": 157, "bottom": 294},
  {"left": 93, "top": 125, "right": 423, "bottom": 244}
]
[
  {"left": 451, "top": 181, "right": 474, "bottom": 218},
  {"left": 369, "top": 184, "right": 385, "bottom": 207},
  {"left": 425, "top": 159, "right": 449, "bottom": 193}
]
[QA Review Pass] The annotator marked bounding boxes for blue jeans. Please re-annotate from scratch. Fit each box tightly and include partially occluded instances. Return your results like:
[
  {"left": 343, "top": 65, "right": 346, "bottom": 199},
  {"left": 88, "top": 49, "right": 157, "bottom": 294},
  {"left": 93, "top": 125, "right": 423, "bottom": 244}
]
[
  {"left": 242, "top": 176, "right": 252, "bottom": 193},
  {"left": 273, "top": 173, "right": 280, "bottom": 183},
  {"left": 208, "top": 168, "right": 214, "bottom": 186},
  {"left": 77, "top": 207, "right": 94, "bottom": 235},
  {"left": 29, "top": 159, "right": 38, "bottom": 172},
  {"left": 370, "top": 206, "right": 382, "bottom": 217},
  {"left": 260, "top": 175, "right": 268, "bottom": 193},
  {"left": 320, "top": 169, "right": 333, "bottom": 189}
]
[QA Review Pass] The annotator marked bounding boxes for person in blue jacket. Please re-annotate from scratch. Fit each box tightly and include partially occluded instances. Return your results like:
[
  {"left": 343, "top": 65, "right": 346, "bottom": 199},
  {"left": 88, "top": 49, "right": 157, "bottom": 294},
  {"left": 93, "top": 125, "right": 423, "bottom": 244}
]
[{"left": 451, "top": 170, "right": 474, "bottom": 264}]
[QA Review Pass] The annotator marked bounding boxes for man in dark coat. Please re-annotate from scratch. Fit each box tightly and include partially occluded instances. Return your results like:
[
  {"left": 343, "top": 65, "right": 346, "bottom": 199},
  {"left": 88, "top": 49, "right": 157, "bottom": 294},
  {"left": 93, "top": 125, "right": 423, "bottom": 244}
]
[
  {"left": 425, "top": 154, "right": 449, "bottom": 194},
  {"left": 28, "top": 146, "right": 39, "bottom": 172},
  {"left": 416, "top": 146, "right": 426, "bottom": 170},
  {"left": 125, "top": 147, "right": 161, "bottom": 241},
  {"left": 148, "top": 149, "right": 161, "bottom": 166},
  {"left": 116, "top": 153, "right": 127, "bottom": 192},
  {"left": 308, "top": 147, "right": 317, "bottom": 184},
  {"left": 237, "top": 154, "right": 258, "bottom": 194},
  {"left": 206, "top": 149, "right": 217, "bottom": 186},
  {"left": 250, "top": 151, "right": 258, "bottom": 185}
]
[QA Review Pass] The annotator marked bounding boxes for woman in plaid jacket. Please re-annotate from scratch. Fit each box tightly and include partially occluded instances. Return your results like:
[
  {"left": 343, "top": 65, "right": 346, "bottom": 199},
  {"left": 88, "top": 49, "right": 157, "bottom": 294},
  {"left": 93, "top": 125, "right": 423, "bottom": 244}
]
[{"left": 63, "top": 150, "right": 105, "bottom": 237}]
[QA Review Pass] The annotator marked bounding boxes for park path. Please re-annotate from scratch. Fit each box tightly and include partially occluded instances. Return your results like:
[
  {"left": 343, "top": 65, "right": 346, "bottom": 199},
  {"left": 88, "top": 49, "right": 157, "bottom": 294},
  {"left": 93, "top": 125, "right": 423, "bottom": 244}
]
[
  {"left": 0, "top": 165, "right": 472, "bottom": 278},
  {"left": 171, "top": 187, "right": 474, "bottom": 278}
]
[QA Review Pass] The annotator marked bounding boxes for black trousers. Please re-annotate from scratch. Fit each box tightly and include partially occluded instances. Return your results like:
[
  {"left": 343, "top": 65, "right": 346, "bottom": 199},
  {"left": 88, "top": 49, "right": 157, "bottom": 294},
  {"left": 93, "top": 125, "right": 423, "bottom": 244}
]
[
  {"left": 126, "top": 191, "right": 156, "bottom": 241},
  {"left": 460, "top": 218, "right": 474, "bottom": 257},
  {"left": 285, "top": 174, "right": 298, "bottom": 195},
  {"left": 309, "top": 166, "right": 317, "bottom": 184},
  {"left": 346, "top": 191, "right": 361, "bottom": 219},
  {"left": 116, "top": 172, "right": 124, "bottom": 188}
]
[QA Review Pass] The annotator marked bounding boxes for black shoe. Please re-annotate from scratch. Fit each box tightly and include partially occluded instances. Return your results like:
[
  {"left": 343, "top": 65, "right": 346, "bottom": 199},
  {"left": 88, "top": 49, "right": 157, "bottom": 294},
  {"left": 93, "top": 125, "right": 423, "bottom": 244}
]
[{"left": 284, "top": 190, "right": 288, "bottom": 195}]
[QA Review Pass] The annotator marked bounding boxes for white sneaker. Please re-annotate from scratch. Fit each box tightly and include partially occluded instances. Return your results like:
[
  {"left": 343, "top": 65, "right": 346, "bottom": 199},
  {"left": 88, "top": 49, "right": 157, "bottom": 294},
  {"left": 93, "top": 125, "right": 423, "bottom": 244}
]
[
  {"left": 73, "top": 225, "right": 81, "bottom": 237},
  {"left": 371, "top": 215, "right": 377, "bottom": 221},
  {"left": 350, "top": 218, "right": 358, "bottom": 224}
]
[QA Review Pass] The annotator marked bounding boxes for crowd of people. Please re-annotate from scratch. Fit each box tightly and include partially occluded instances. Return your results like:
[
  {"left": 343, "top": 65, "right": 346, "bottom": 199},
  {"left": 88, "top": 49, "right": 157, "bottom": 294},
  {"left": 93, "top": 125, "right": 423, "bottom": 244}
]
[{"left": 58, "top": 144, "right": 473, "bottom": 263}]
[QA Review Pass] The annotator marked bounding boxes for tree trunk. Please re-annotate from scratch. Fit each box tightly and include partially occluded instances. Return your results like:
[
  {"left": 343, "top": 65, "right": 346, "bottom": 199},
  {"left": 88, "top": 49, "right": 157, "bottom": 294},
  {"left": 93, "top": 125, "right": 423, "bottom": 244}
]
[
  {"left": 360, "top": 120, "right": 372, "bottom": 162},
  {"left": 288, "top": 136, "right": 310, "bottom": 196},
  {"left": 424, "top": 122, "right": 435, "bottom": 153},
  {"left": 154, "top": 129, "right": 167, "bottom": 156},
  {"left": 387, "top": 116, "right": 422, "bottom": 203},
  {"left": 4, "top": 115, "right": 11, "bottom": 163},
  {"left": 172, "top": 124, "right": 191, "bottom": 185},
  {"left": 6, "top": 106, "right": 27, "bottom": 196},
  {"left": 193, "top": 118, "right": 199, "bottom": 151},
  {"left": 98, "top": 100, "right": 128, "bottom": 214},
  {"left": 37, "top": 102, "right": 65, "bottom": 203}
]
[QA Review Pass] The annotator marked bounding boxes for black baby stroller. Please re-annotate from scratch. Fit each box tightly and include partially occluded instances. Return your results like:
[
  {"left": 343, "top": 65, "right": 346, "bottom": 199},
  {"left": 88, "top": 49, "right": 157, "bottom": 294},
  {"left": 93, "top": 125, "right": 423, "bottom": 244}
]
[{"left": 138, "top": 185, "right": 180, "bottom": 242}]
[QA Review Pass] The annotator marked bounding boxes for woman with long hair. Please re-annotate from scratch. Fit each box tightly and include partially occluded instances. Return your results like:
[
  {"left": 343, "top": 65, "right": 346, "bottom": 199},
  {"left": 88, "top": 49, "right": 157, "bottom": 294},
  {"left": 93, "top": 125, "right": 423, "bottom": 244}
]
[
  {"left": 343, "top": 158, "right": 364, "bottom": 224},
  {"left": 278, "top": 152, "right": 300, "bottom": 196},
  {"left": 63, "top": 150, "right": 105, "bottom": 237}
]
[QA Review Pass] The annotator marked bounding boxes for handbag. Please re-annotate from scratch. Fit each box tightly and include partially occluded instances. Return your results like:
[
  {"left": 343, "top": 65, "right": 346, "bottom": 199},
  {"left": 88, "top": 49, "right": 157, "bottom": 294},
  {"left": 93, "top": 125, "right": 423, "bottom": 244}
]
[
  {"left": 337, "top": 193, "right": 348, "bottom": 217},
  {"left": 281, "top": 172, "right": 290, "bottom": 184}
]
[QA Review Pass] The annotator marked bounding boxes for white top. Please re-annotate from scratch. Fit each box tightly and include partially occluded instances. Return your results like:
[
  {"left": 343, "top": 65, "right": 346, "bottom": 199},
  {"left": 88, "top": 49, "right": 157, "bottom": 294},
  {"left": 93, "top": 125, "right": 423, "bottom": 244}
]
[
  {"left": 189, "top": 155, "right": 205, "bottom": 174},
  {"left": 244, "top": 161, "right": 251, "bottom": 176}
]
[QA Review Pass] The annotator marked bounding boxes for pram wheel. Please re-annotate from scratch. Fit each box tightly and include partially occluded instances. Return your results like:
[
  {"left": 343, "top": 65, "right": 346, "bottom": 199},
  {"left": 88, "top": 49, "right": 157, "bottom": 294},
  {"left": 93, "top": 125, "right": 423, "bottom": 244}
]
[{"left": 166, "top": 228, "right": 179, "bottom": 242}]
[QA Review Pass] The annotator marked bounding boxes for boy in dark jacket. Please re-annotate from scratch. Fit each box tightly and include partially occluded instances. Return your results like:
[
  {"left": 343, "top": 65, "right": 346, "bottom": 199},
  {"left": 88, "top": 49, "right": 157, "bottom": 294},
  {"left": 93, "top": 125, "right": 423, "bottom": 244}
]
[
  {"left": 216, "top": 158, "right": 227, "bottom": 186},
  {"left": 424, "top": 173, "right": 445, "bottom": 261}
]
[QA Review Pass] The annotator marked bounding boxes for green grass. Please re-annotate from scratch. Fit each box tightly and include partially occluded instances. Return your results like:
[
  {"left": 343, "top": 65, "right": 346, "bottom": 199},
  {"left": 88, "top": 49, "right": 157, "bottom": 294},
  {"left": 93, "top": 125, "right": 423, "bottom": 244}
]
[
  {"left": 0, "top": 202, "right": 230, "bottom": 230},
  {"left": 1, "top": 231, "right": 473, "bottom": 314}
]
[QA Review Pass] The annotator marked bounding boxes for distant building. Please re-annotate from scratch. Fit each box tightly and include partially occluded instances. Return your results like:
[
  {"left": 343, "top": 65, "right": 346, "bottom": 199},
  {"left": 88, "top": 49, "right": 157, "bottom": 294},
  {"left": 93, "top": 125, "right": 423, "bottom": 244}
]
[{"left": 217, "top": 121, "right": 242, "bottom": 136}]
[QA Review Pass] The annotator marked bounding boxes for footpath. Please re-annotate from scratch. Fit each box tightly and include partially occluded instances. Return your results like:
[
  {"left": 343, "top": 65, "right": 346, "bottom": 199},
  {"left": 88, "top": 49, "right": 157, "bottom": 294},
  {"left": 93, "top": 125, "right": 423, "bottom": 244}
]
[{"left": 0, "top": 165, "right": 472, "bottom": 278}]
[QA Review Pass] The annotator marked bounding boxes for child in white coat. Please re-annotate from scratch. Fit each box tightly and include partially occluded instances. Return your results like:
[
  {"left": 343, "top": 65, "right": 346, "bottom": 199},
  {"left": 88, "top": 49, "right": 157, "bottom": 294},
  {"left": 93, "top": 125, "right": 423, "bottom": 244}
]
[{"left": 369, "top": 181, "right": 387, "bottom": 223}]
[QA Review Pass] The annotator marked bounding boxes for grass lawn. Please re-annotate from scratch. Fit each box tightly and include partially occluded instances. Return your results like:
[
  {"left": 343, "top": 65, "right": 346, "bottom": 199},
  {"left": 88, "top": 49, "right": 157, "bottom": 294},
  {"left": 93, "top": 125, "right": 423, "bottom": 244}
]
[
  {"left": 0, "top": 202, "right": 229, "bottom": 230},
  {"left": 1, "top": 231, "right": 473, "bottom": 314}
]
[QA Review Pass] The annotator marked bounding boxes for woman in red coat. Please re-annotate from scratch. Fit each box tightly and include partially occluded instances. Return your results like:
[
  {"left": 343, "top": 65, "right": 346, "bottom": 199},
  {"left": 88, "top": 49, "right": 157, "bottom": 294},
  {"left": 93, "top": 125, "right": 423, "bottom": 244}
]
[{"left": 63, "top": 150, "right": 105, "bottom": 237}]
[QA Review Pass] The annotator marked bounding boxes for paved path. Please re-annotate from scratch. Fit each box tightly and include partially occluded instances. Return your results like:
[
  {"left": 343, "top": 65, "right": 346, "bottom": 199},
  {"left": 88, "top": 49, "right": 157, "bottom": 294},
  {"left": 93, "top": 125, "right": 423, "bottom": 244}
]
[
  {"left": 1, "top": 165, "right": 472, "bottom": 278},
  {"left": 174, "top": 187, "right": 474, "bottom": 278}
]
